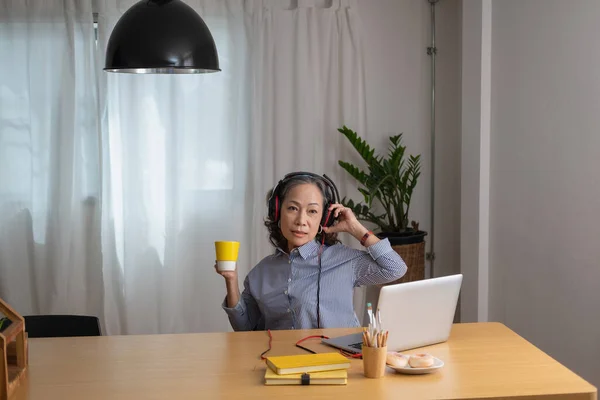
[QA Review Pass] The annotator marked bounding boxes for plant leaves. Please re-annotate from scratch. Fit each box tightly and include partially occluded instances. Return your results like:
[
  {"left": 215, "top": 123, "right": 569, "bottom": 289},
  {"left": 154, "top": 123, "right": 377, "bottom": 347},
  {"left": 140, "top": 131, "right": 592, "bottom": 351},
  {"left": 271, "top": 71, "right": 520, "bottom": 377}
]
[{"left": 338, "top": 126, "right": 422, "bottom": 232}]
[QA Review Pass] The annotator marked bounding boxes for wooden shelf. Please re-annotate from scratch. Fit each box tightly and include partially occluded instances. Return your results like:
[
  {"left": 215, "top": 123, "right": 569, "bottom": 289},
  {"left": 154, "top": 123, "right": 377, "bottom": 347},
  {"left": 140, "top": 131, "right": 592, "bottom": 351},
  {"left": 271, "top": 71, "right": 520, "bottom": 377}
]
[
  {"left": 7, "top": 367, "right": 25, "bottom": 392},
  {"left": 1, "top": 297, "right": 28, "bottom": 400},
  {"left": 1, "top": 322, "right": 23, "bottom": 345}
]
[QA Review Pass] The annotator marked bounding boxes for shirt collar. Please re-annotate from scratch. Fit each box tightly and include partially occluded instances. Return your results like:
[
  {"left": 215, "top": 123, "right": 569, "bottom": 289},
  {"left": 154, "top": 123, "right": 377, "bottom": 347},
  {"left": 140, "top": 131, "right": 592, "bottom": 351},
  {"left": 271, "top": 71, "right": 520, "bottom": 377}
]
[{"left": 276, "top": 240, "right": 321, "bottom": 259}]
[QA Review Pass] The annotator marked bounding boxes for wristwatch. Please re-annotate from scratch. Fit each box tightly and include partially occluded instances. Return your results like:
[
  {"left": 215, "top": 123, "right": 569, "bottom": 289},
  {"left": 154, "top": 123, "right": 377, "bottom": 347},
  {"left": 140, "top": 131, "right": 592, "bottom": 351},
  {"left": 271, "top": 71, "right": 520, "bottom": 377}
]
[{"left": 360, "top": 230, "right": 373, "bottom": 246}]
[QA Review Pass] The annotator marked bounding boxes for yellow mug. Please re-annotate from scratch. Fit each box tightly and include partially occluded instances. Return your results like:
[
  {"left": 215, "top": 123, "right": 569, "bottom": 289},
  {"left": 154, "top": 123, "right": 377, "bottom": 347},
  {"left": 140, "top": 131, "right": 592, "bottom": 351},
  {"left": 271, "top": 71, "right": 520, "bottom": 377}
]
[{"left": 215, "top": 241, "right": 240, "bottom": 271}]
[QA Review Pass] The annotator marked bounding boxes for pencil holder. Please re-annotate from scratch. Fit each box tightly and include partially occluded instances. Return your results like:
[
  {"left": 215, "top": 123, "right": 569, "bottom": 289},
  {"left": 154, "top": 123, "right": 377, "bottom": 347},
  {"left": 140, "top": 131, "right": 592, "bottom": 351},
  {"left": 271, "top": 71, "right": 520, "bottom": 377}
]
[{"left": 362, "top": 345, "right": 387, "bottom": 378}]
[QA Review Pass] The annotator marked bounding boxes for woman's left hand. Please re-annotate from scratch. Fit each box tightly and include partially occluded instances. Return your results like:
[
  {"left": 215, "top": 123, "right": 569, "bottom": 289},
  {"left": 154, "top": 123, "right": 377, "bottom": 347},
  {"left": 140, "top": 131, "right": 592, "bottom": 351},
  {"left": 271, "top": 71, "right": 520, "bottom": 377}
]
[{"left": 322, "top": 203, "right": 366, "bottom": 238}]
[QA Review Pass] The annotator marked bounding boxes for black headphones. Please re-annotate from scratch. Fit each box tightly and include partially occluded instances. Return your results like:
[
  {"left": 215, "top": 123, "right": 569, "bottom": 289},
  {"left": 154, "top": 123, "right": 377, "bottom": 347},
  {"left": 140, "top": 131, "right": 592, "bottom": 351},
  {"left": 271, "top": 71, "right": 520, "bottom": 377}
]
[{"left": 267, "top": 172, "right": 340, "bottom": 228}]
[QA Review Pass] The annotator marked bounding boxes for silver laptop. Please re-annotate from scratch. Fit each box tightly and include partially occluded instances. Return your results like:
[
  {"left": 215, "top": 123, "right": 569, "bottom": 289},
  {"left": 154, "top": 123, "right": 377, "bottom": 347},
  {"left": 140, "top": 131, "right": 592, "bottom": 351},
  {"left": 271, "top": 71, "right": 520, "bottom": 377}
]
[{"left": 322, "top": 274, "right": 463, "bottom": 353}]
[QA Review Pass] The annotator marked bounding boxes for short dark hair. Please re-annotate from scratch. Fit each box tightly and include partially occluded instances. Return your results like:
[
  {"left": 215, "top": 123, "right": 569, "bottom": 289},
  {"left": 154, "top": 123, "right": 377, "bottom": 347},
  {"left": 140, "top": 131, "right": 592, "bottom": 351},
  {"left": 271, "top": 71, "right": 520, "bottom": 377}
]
[{"left": 264, "top": 175, "right": 339, "bottom": 249}]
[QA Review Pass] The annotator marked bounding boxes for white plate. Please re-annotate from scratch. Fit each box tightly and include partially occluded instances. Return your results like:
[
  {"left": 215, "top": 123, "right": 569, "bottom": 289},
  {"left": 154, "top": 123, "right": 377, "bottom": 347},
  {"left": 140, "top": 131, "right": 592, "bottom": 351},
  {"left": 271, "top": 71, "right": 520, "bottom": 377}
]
[{"left": 388, "top": 356, "right": 444, "bottom": 375}]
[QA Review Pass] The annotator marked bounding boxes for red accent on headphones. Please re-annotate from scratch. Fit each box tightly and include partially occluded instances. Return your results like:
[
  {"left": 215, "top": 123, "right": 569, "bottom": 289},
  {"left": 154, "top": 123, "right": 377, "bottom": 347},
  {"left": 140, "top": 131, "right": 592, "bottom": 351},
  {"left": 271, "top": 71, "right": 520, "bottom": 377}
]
[
  {"left": 322, "top": 208, "right": 333, "bottom": 232},
  {"left": 275, "top": 196, "right": 280, "bottom": 222}
]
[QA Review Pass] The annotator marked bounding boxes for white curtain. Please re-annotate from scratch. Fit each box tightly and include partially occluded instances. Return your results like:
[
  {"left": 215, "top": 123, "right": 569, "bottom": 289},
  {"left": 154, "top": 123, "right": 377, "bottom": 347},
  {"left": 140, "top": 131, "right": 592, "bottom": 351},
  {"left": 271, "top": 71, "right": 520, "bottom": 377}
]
[
  {"left": 0, "top": 0, "right": 103, "bottom": 318},
  {"left": 95, "top": 0, "right": 251, "bottom": 334},
  {"left": 246, "top": 0, "right": 367, "bottom": 263},
  {"left": 0, "top": 0, "right": 367, "bottom": 334}
]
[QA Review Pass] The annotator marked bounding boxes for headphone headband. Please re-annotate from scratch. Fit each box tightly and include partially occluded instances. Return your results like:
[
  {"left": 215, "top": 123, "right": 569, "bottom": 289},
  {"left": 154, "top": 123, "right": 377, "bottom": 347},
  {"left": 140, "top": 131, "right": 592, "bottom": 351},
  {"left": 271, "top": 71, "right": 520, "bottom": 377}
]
[{"left": 267, "top": 172, "right": 340, "bottom": 227}]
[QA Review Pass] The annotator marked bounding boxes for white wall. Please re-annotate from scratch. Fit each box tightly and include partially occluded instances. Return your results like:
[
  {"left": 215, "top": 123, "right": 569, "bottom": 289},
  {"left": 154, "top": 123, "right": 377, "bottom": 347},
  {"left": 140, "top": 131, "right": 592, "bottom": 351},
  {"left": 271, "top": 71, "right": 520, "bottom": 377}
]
[
  {"left": 355, "top": 0, "right": 462, "bottom": 320},
  {"left": 357, "top": 0, "right": 462, "bottom": 273},
  {"left": 488, "top": 0, "right": 600, "bottom": 388},
  {"left": 461, "top": 0, "right": 494, "bottom": 323},
  {"left": 433, "top": 0, "right": 462, "bottom": 283}
]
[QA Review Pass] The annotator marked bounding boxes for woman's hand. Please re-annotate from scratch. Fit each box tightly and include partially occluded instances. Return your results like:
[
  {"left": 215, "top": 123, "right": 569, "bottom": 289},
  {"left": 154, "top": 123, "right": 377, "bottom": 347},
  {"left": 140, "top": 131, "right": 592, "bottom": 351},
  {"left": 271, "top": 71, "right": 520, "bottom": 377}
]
[
  {"left": 214, "top": 262, "right": 238, "bottom": 283},
  {"left": 215, "top": 262, "right": 240, "bottom": 308},
  {"left": 322, "top": 203, "right": 380, "bottom": 247},
  {"left": 322, "top": 203, "right": 368, "bottom": 239}
]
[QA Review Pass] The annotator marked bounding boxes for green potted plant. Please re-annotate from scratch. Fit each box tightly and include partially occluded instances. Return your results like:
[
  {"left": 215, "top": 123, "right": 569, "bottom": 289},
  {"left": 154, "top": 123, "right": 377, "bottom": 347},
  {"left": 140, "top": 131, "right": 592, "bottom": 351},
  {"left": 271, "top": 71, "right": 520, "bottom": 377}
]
[{"left": 337, "top": 125, "right": 427, "bottom": 282}]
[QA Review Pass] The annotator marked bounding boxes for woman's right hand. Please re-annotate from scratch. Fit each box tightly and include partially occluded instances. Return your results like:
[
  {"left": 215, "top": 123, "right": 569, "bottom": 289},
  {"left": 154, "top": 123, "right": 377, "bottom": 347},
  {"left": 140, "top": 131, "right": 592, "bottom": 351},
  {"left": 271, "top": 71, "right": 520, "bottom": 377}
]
[
  {"left": 214, "top": 262, "right": 238, "bottom": 283},
  {"left": 215, "top": 261, "right": 241, "bottom": 308}
]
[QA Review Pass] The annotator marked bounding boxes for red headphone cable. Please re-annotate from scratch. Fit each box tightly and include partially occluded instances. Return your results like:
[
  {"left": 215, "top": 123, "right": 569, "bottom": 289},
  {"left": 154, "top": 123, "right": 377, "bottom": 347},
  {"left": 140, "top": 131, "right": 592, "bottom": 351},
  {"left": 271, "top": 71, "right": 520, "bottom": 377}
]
[{"left": 316, "top": 208, "right": 333, "bottom": 329}]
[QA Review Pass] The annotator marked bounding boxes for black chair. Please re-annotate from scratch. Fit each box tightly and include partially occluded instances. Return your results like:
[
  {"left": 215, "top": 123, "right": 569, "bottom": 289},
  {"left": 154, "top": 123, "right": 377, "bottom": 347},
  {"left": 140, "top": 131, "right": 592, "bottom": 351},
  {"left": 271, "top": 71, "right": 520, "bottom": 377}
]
[{"left": 24, "top": 315, "right": 101, "bottom": 338}]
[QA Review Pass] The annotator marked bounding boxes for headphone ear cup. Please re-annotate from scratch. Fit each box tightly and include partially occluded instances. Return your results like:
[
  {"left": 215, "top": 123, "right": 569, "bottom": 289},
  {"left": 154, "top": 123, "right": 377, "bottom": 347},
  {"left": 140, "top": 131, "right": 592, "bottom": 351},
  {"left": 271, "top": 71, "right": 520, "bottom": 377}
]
[
  {"left": 323, "top": 184, "right": 337, "bottom": 227},
  {"left": 322, "top": 202, "right": 333, "bottom": 227}
]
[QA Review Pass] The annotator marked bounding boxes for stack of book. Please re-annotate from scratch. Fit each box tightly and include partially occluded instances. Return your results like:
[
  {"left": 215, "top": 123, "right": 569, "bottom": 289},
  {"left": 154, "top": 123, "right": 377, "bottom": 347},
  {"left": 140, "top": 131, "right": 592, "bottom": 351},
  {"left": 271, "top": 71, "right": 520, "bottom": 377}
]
[{"left": 264, "top": 352, "right": 351, "bottom": 386}]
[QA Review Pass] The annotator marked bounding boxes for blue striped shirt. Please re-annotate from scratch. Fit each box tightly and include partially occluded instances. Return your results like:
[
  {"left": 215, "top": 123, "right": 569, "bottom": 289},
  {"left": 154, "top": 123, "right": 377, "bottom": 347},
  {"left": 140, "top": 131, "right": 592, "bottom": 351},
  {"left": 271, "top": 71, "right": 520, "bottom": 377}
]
[{"left": 222, "top": 238, "right": 407, "bottom": 331}]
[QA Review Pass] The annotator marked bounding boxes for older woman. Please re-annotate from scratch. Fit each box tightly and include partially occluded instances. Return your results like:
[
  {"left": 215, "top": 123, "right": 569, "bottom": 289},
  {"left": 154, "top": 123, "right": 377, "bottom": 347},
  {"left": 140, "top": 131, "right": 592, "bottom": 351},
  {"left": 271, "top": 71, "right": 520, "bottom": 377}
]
[{"left": 216, "top": 172, "right": 407, "bottom": 331}]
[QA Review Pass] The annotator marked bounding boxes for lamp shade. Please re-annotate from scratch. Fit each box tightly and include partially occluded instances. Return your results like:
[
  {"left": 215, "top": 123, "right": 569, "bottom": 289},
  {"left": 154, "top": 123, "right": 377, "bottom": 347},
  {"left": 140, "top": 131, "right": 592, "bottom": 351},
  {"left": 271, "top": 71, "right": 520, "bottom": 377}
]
[{"left": 104, "top": 0, "right": 220, "bottom": 74}]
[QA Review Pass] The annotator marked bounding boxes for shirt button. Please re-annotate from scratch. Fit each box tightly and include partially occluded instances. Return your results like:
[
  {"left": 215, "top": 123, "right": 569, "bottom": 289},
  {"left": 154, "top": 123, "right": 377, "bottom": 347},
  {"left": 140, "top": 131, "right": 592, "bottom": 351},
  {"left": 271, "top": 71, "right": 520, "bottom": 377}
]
[
  {"left": 284, "top": 290, "right": 288, "bottom": 295},
  {"left": 288, "top": 278, "right": 291, "bottom": 282},
  {"left": 287, "top": 308, "right": 291, "bottom": 313}
]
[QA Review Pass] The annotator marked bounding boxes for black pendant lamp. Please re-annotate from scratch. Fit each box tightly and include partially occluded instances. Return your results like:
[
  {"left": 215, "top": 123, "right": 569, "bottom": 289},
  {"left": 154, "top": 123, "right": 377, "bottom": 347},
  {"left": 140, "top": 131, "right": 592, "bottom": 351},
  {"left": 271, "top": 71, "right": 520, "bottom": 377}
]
[{"left": 104, "top": 0, "right": 220, "bottom": 74}]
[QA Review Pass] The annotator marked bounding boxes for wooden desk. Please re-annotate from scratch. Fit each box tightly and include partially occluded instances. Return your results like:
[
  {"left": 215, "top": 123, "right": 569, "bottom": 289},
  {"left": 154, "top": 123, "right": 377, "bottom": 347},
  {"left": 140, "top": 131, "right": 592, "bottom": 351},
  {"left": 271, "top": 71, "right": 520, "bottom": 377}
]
[{"left": 12, "top": 322, "right": 596, "bottom": 400}]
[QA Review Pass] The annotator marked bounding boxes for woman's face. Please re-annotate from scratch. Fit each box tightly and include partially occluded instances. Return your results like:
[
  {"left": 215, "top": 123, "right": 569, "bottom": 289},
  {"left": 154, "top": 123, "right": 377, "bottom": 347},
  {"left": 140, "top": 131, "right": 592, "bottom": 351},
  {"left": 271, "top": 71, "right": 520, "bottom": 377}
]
[{"left": 279, "top": 183, "right": 324, "bottom": 252}]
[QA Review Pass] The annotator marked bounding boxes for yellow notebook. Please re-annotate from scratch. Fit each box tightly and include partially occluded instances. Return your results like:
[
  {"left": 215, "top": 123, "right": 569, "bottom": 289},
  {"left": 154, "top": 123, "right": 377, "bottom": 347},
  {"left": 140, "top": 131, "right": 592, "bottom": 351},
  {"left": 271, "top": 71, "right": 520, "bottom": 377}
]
[
  {"left": 265, "top": 368, "right": 347, "bottom": 386},
  {"left": 265, "top": 352, "right": 351, "bottom": 375}
]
